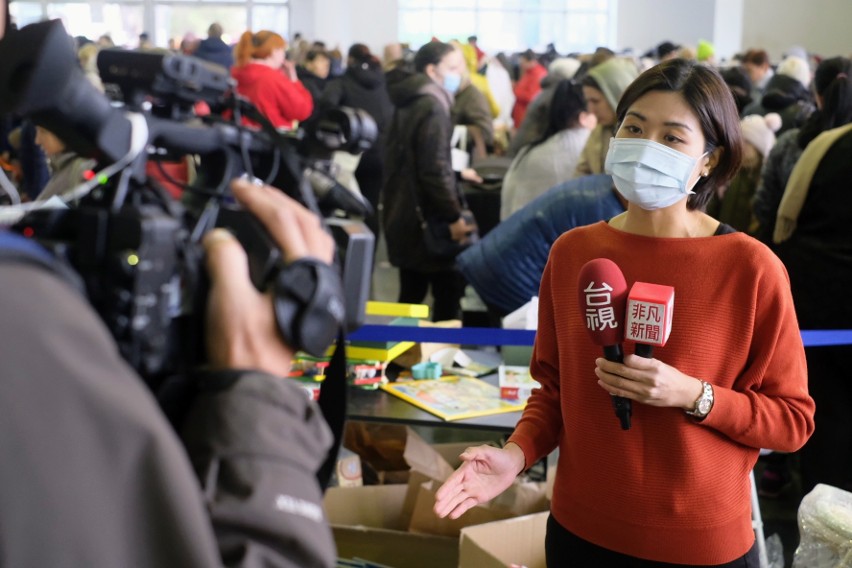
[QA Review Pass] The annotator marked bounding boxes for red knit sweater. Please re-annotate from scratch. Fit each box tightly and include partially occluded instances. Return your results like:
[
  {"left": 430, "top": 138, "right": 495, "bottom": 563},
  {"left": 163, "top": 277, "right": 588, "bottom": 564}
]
[
  {"left": 508, "top": 221, "right": 814, "bottom": 564},
  {"left": 231, "top": 63, "right": 313, "bottom": 129}
]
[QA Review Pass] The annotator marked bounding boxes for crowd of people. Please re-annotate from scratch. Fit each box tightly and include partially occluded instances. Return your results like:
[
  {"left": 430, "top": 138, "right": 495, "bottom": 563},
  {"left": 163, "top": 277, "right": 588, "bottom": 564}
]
[{"left": 0, "top": 10, "right": 849, "bottom": 565}]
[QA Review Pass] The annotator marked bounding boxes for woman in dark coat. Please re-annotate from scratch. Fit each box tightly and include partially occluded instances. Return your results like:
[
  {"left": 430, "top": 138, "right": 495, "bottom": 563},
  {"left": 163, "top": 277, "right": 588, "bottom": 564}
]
[
  {"left": 382, "top": 41, "right": 475, "bottom": 321},
  {"left": 320, "top": 44, "right": 394, "bottom": 243}
]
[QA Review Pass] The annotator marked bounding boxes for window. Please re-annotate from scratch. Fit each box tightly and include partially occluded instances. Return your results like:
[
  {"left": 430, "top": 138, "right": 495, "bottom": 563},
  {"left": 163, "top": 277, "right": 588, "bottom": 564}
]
[
  {"left": 9, "top": 0, "right": 290, "bottom": 49},
  {"left": 398, "top": 0, "right": 613, "bottom": 54}
]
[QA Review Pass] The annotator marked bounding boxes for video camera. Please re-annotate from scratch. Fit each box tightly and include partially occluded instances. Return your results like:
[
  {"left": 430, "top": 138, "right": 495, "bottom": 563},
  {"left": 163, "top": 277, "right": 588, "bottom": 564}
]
[{"left": 0, "top": 19, "right": 375, "bottom": 387}]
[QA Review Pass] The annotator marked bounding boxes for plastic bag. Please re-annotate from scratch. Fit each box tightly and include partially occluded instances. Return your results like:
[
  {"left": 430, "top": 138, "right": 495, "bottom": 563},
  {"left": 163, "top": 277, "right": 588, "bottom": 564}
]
[{"left": 792, "top": 484, "right": 852, "bottom": 567}]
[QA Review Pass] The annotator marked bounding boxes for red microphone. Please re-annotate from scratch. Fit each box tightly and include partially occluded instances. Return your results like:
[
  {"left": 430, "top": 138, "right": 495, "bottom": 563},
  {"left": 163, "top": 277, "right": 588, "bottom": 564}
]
[
  {"left": 625, "top": 282, "right": 675, "bottom": 358},
  {"left": 578, "top": 258, "right": 631, "bottom": 430}
]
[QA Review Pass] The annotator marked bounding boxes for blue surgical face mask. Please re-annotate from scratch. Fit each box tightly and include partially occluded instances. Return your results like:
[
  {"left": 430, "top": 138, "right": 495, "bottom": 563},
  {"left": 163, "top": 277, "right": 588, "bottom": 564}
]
[
  {"left": 604, "top": 138, "right": 707, "bottom": 210},
  {"left": 442, "top": 72, "right": 462, "bottom": 95}
]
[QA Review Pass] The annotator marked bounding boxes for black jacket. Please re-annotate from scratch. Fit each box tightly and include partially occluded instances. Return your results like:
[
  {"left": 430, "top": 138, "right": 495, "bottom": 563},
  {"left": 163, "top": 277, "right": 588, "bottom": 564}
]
[
  {"left": 194, "top": 37, "right": 234, "bottom": 70},
  {"left": 322, "top": 63, "right": 393, "bottom": 136},
  {"left": 0, "top": 259, "right": 335, "bottom": 567},
  {"left": 382, "top": 72, "right": 462, "bottom": 272},
  {"left": 321, "top": 62, "right": 394, "bottom": 170},
  {"left": 775, "top": 128, "right": 852, "bottom": 330},
  {"left": 297, "top": 67, "right": 328, "bottom": 105}
]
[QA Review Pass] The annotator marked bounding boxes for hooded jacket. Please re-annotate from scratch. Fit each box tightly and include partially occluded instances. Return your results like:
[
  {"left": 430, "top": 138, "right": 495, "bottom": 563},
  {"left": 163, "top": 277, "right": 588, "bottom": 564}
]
[
  {"left": 321, "top": 60, "right": 394, "bottom": 170},
  {"left": 382, "top": 71, "right": 463, "bottom": 272},
  {"left": 322, "top": 62, "right": 393, "bottom": 137}
]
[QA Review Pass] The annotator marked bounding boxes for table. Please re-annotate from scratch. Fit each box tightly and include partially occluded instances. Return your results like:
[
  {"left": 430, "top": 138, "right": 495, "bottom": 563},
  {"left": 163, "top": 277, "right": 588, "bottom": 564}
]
[{"left": 346, "top": 379, "right": 521, "bottom": 434}]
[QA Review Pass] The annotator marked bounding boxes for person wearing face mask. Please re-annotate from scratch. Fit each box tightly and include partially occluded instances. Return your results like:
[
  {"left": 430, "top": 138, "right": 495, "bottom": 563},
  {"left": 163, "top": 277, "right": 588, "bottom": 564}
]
[
  {"left": 434, "top": 58, "right": 814, "bottom": 566},
  {"left": 382, "top": 41, "right": 478, "bottom": 322}
]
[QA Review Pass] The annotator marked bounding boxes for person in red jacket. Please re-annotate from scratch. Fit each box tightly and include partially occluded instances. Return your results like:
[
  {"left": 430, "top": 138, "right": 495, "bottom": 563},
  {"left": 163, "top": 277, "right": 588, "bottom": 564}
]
[
  {"left": 231, "top": 30, "right": 313, "bottom": 130},
  {"left": 511, "top": 49, "right": 547, "bottom": 129},
  {"left": 435, "top": 59, "right": 815, "bottom": 566}
]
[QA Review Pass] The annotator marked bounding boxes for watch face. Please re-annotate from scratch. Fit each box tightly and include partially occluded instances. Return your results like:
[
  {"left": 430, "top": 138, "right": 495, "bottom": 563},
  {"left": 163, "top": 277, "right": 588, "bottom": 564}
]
[{"left": 698, "top": 398, "right": 712, "bottom": 415}]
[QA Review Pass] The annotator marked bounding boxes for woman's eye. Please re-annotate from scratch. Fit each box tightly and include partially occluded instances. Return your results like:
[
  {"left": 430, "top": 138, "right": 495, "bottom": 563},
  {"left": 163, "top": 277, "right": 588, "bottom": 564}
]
[
  {"left": 625, "top": 125, "right": 641, "bottom": 134},
  {"left": 664, "top": 134, "right": 683, "bottom": 144}
]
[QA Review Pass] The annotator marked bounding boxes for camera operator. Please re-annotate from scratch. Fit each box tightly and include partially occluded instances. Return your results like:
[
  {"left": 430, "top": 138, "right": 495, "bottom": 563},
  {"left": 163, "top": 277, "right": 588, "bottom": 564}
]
[{"left": 0, "top": 168, "right": 338, "bottom": 568}]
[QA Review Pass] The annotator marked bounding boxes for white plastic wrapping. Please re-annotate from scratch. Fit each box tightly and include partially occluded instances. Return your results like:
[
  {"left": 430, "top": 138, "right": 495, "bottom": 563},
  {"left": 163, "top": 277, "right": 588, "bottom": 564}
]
[{"left": 793, "top": 484, "right": 852, "bottom": 567}]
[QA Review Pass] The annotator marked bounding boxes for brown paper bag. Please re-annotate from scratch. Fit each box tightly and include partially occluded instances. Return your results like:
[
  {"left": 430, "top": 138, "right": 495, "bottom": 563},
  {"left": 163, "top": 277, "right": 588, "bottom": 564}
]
[{"left": 343, "top": 423, "right": 455, "bottom": 485}]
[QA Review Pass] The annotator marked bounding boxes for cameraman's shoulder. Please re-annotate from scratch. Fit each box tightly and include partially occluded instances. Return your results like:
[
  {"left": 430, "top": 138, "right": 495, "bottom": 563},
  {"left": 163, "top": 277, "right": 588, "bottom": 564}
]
[{"left": 187, "top": 368, "right": 319, "bottom": 416}]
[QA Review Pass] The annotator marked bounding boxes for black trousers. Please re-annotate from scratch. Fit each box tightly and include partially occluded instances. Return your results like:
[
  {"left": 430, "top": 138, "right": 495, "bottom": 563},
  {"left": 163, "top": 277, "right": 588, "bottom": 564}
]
[
  {"left": 398, "top": 268, "right": 465, "bottom": 322},
  {"left": 545, "top": 514, "right": 761, "bottom": 567}
]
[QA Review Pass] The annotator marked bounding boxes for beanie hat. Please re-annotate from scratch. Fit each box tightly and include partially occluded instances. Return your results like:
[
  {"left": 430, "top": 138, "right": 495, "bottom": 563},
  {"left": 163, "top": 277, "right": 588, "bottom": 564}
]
[
  {"left": 587, "top": 57, "right": 639, "bottom": 112},
  {"left": 777, "top": 56, "right": 811, "bottom": 88},
  {"left": 696, "top": 40, "right": 715, "bottom": 62},
  {"left": 548, "top": 57, "right": 582, "bottom": 81},
  {"left": 740, "top": 113, "right": 782, "bottom": 158}
]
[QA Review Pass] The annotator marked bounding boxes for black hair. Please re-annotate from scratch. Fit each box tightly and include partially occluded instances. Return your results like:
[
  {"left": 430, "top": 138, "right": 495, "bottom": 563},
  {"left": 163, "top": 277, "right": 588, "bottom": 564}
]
[
  {"left": 797, "top": 56, "right": 852, "bottom": 148},
  {"left": 581, "top": 74, "right": 601, "bottom": 92},
  {"left": 720, "top": 66, "right": 753, "bottom": 115},
  {"left": 304, "top": 48, "right": 329, "bottom": 62},
  {"left": 761, "top": 74, "right": 812, "bottom": 112},
  {"left": 528, "top": 80, "right": 586, "bottom": 150},
  {"left": 413, "top": 41, "right": 454, "bottom": 73},
  {"left": 520, "top": 48, "right": 537, "bottom": 62}
]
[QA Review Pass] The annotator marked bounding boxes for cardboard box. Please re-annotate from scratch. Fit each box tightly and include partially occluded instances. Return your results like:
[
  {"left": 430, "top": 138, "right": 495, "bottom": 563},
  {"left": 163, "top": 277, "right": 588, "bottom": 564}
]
[
  {"left": 459, "top": 512, "right": 548, "bottom": 568},
  {"left": 407, "top": 479, "right": 518, "bottom": 537},
  {"left": 324, "top": 484, "right": 458, "bottom": 568}
]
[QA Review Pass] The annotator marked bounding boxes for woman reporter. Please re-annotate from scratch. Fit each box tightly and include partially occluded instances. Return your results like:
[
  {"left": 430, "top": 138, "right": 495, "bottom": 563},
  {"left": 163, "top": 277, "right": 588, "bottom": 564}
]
[{"left": 434, "top": 59, "right": 814, "bottom": 566}]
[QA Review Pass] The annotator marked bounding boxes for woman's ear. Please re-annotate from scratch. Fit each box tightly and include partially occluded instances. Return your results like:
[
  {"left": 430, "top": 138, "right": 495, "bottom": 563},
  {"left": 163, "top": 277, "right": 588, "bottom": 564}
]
[
  {"left": 703, "top": 147, "right": 723, "bottom": 176},
  {"left": 424, "top": 62, "right": 439, "bottom": 83}
]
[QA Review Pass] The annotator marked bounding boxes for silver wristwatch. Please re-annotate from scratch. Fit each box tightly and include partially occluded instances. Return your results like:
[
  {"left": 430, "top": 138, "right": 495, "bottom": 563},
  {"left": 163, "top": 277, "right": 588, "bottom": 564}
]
[{"left": 685, "top": 381, "right": 714, "bottom": 419}]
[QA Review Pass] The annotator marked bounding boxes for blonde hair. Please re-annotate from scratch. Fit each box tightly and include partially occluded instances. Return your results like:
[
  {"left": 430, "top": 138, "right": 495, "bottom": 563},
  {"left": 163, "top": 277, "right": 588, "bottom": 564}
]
[
  {"left": 78, "top": 43, "right": 100, "bottom": 75},
  {"left": 234, "top": 30, "right": 286, "bottom": 66}
]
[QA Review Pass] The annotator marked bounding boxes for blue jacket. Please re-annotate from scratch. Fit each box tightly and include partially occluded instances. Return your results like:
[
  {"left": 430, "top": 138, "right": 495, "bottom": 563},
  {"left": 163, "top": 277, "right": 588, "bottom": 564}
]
[
  {"left": 193, "top": 37, "right": 233, "bottom": 70},
  {"left": 456, "top": 174, "right": 623, "bottom": 315}
]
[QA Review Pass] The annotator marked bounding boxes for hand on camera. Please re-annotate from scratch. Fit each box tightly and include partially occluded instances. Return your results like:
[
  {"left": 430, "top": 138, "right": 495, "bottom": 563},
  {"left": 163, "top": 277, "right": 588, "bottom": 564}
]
[{"left": 203, "top": 178, "right": 334, "bottom": 376}]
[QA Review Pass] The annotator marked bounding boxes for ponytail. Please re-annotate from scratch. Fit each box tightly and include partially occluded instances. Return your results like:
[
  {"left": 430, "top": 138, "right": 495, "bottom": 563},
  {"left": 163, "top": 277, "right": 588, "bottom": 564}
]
[
  {"left": 234, "top": 30, "right": 286, "bottom": 67},
  {"left": 798, "top": 56, "right": 852, "bottom": 147}
]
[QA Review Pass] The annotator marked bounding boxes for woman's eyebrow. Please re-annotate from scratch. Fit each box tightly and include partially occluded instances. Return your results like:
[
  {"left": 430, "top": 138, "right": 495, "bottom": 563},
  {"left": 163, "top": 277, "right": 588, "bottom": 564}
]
[
  {"left": 626, "top": 110, "right": 693, "bottom": 132},
  {"left": 664, "top": 121, "right": 693, "bottom": 131}
]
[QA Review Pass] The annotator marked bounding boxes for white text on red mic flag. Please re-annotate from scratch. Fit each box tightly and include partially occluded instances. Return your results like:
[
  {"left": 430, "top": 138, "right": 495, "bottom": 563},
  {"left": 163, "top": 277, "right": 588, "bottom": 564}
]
[
  {"left": 584, "top": 282, "right": 618, "bottom": 331},
  {"left": 625, "top": 282, "right": 675, "bottom": 347}
]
